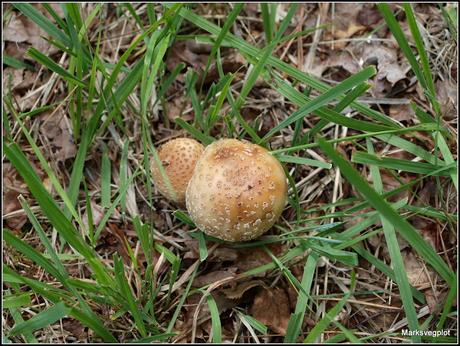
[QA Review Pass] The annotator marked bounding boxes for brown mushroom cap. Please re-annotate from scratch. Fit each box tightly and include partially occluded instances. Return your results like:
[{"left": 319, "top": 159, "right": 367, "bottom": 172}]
[
  {"left": 186, "top": 138, "right": 288, "bottom": 241},
  {"left": 151, "top": 138, "right": 204, "bottom": 206}
]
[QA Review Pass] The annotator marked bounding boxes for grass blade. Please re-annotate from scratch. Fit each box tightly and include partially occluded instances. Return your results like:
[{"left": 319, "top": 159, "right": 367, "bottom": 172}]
[
  {"left": 304, "top": 273, "right": 356, "bottom": 342},
  {"left": 199, "top": 3, "right": 244, "bottom": 90},
  {"left": 133, "top": 216, "right": 153, "bottom": 267},
  {"left": 305, "top": 83, "right": 371, "bottom": 141},
  {"left": 305, "top": 241, "right": 358, "bottom": 267},
  {"left": 94, "top": 168, "right": 140, "bottom": 241},
  {"left": 377, "top": 4, "right": 427, "bottom": 90},
  {"left": 193, "top": 231, "right": 209, "bottom": 262},
  {"left": 13, "top": 3, "right": 71, "bottom": 46},
  {"left": 141, "top": 33, "right": 170, "bottom": 117},
  {"left": 436, "top": 274, "right": 458, "bottom": 330},
  {"left": 101, "top": 145, "right": 111, "bottom": 208},
  {"left": 317, "top": 137, "right": 454, "bottom": 283},
  {"left": 260, "top": 4, "right": 273, "bottom": 44},
  {"left": 3, "top": 293, "right": 32, "bottom": 309},
  {"left": 284, "top": 253, "right": 318, "bottom": 342},
  {"left": 175, "top": 118, "right": 214, "bottom": 145},
  {"left": 113, "top": 255, "right": 147, "bottom": 337},
  {"left": 238, "top": 313, "right": 268, "bottom": 334},
  {"left": 26, "top": 48, "right": 85, "bottom": 87},
  {"left": 206, "top": 74, "right": 235, "bottom": 133},
  {"left": 272, "top": 74, "right": 392, "bottom": 133},
  {"left": 366, "top": 138, "right": 420, "bottom": 342},
  {"left": 170, "top": 5, "right": 399, "bottom": 128},
  {"left": 166, "top": 265, "right": 199, "bottom": 333},
  {"left": 18, "top": 198, "right": 117, "bottom": 341},
  {"left": 3, "top": 55, "right": 35, "bottom": 70},
  {"left": 271, "top": 123, "right": 440, "bottom": 155},
  {"left": 375, "top": 133, "right": 446, "bottom": 165},
  {"left": 207, "top": 294, "right": 222, "bottom": 343},
  {"left": 6, "top": 289, "right": 38, "bottom": 343},
  {"left": 352, "top": 151, "right": 453, "bottom": 176},
  {"left": 262, "top": 66, "right": 376, "bottom": 141},
  {"left": 66, "top": 6, "right": 183, "bottom": 218},
  {"left": 4, "top": 229, "right": 65, "bottom": 283},
  {"left": 4, "top": 143, "right": 114, "bottom": 287},
  {"left": 403, "top": 3, "right": 436, "bottom": 96},
  {"left": 231, "top": 4, "right": 299, "bottom": 143},
  {"left": 9, "top": 302, "right": 71, "bottom": 337},
  {"left": 352, "top": 245, "right": 425, "bottom": 304},
  {"left": 414, "top": 105, "right": 458, "bottom": 190},
  {"left": 4, "top": 104, "right": 86, "bottom": 231},
  {"left": 276, "top": 154, "right": 332, "bottom": 169},
  {"left": 4, "top": 267, "right": 116, "bottom": 342}
]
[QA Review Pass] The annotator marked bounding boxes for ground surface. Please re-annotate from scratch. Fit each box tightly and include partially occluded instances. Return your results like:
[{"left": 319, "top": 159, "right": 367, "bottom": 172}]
[{"left": 2, "top": 3, "right": 458, "bottom": 343}]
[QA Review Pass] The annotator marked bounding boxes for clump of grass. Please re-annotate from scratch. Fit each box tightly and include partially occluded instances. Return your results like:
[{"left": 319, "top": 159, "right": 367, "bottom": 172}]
[{"left": 2, "top": 3, "right": 457, "bottom": 343}]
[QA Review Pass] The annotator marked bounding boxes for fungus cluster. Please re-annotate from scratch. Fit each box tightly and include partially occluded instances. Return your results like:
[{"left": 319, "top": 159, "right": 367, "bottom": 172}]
[{"left": 151, "top": 138, "right": 287, "bottom": 242}]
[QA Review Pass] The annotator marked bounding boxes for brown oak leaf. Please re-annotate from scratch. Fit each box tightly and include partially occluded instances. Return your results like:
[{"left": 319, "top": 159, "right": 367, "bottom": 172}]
[{"left": 250, "top": 287, "right": 291, "bottom": 335}]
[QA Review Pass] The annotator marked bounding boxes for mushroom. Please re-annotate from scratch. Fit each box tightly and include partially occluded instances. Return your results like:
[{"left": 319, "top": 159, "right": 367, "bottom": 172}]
[
  {"left": 186, "top": 138, "right": 287, "bottom": 241},
  {"left": 151, "top": 137, "right": 204, "bottom": 206}
]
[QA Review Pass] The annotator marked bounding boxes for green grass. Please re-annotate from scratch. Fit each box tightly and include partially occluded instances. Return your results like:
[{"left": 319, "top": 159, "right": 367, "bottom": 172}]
[
  {"left": 366, "top": 138, "right": 420, "bottom": 342},
  {"left": 2, "top": 3, "right": 457, "bottom": 343}
]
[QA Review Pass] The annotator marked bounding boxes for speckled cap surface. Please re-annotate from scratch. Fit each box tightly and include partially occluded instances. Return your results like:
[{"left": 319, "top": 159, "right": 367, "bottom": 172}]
[
  {"left": 186, "top": 138, "right": 287, "bottom": 241},
  {"left": 151, "top": 138, "right": 204, "bottom": 206}
]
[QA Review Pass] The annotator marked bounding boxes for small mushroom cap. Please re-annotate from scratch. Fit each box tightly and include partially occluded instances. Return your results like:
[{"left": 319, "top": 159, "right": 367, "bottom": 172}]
[
  {"left": 151, "top": 138, "right": 204, "bottom": 206},
  {"left": 186, "top": 138, "right": 287, "bottom": 241}
]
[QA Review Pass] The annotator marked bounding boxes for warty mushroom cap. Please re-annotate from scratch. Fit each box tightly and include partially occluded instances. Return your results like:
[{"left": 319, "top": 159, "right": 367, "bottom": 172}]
[
  {"left": 151, "top": 137, "right": 204, "bottom": 206},
  {"left": 186, "top": 138, "right": 288, "bottom": 241}
]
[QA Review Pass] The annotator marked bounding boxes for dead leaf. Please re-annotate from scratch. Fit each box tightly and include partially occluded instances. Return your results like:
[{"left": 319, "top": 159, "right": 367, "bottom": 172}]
[
  {"left": 314, "top": 51, "right": 361, "bottom": 78},
  {"left": 410, "top": 217, "right": 438, "bottom": 251},
  {"left": 184, "top": 241, "right": 239, "bottom": 262},
  {"left": 315, "top": 39, "right": 409, "bottom": 93},
  {"left": 361, "top": 44, "right": 409, "bottom": 86},
  {"left": 3, "top": 13, "right": 30, "bottom": 43},
  {"left": 165, "top": 94, "right": 193, "bottom": 122},
  {"left": 166, "top": 41, "right": 208, "bottom": 78},
  {"left": 124, "top": 165, "right": 139, "bottom": 218},
  {"left": 389, "top": 103, "right": 416, "bottom": 122},
  {"left": 436, "top": 79, "right": 457, "bottom": 120},
  {"left": 62, "top": 318, "right": 87, "bottom": 340},
  {"left": 235, "top": 244, "right": 283, "bottom": 277},
  {"left": 82, "top": 201, "right": 105, "bottom": 231},
  {"left": 2, "top": 163, "right": 32, "bottom": 230},
  {"left": 35, "top": 3, "right": 65, "bottom": 19},
  {"left": 329, "top": 4, "right": 366, "bottom": 41},
  {"left": 3, "top": 67, "right": 37, "bottom": 92},
  {"left": 415, "top": 179, "right": 437, "bottom": 206},
  {"left": 105, "top": 223, "right": 133, "bottom": 265},
  {"left": 179, "top": 291, "right": 236, "bottom": 331},
  {"left": 330, "top": 51, "right": 361, "bottom": 75},
  {"left": 3, "top": 190, "right": 27, "bottom": 230},
  {"left": 199, "top": 52, "right": 245, "bottom": 86},
  {"left": 380, "top": 171, "right": 411, "bottom": 202},
  {"left": 4, "top": 10, "right": 58, "bottom": 54},
  {"left": 212, "top": 247, "right": 239, "bottom": 262},
  {"left": 39, "top": 110, "right": 77, "bottom": 162},
  {"left": 378, "top": 63, "right": 408, "bottom": 86},
  {"left": 357, "top": 4, "right": 383, "bottom": 27},
  {"left": 4, "top": 41, "right": 29, "bottom": 61},
  {"left": 222, "top": 279, "right": 267, "bottom": 299},
  {"left": 403, "top": 250, "right": 435, "bottom": 288},
  {"left": 193, "top": 268, "right": 238, "bottom": 288},
  {"left": 250, "top": 287, "right": 291, "bottom": 335},
  {"left": 166, "top": 40, "right": 245, "bottom": 85}
]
